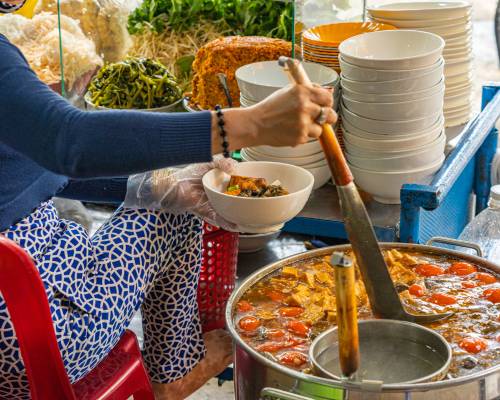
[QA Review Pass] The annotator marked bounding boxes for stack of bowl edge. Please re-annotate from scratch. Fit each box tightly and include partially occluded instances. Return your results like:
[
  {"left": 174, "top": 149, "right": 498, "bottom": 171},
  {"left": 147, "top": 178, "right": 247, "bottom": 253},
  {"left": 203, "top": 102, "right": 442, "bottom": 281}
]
[
  {"left": 367, "top": 1, "right": 473, "bottom": 128},
  {"left": 236, "top": 60, "right": 341, "bottom": 190},
  {"left": 301, "top": 22, "right": 397, "bottom": 74},
  {"left": 339, "top": 29, "right": 446, "bottom": 205}
]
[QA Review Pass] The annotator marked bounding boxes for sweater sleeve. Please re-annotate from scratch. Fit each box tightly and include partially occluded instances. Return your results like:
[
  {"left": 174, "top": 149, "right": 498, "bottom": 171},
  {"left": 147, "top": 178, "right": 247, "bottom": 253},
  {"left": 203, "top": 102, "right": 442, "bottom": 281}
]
[
  {"left": 58, "top": 177, "right": 128, "bottom": 204},
  {"left": 0, "top": 35, "right": 212, "bottom": 179}
]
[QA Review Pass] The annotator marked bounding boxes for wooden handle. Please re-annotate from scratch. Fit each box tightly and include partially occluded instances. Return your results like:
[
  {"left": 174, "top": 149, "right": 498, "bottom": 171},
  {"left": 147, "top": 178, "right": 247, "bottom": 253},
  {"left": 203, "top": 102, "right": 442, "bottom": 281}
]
[
  {"left": 334, "top": 260, "right": 360, "bottom": 378},
  {"left": 279, "top": 57, "right": 353, "bottom": 186}
]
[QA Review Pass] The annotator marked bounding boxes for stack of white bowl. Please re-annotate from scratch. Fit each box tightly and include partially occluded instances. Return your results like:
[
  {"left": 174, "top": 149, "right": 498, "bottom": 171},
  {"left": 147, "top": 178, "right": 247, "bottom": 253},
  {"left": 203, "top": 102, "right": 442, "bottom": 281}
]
[
  {"left": 367, "top": 1, "right": 473, "bottom": 127},
  {"left": 339, "top": 30, "right": 446, "bottom": 204},
  {"left": 236, "top": 61, "right": 340, "bottom": 190}
]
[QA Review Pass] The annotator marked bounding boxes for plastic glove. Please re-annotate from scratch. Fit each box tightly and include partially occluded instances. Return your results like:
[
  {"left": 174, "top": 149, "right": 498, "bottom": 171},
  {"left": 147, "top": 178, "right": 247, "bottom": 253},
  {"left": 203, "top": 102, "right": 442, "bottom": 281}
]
[{"left": 124, "top": 157, "right": 238, "bottom": 231}]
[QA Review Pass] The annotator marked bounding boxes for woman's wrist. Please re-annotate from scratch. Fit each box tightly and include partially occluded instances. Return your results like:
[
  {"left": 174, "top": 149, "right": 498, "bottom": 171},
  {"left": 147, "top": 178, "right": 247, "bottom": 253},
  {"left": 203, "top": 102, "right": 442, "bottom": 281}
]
[{"left": 210, "top": 108, "right": 259, "bottom": 154}]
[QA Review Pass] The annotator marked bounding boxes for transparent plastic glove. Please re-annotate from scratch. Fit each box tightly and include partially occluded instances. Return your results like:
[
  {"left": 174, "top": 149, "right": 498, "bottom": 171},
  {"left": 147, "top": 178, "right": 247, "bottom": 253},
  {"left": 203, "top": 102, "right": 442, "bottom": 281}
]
[{"left": 124, "top": 157, "right": 238, "bottom": 231}]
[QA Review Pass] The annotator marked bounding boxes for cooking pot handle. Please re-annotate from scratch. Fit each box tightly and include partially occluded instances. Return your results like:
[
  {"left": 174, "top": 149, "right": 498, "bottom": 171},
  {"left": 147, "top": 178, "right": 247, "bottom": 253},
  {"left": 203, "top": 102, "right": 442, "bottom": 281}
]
[
  {"left": 426, "top": 236, "right": 484, "bottom": 258},
  {"left": 260, "top": 388, "right": 315, "bottom": 400}
]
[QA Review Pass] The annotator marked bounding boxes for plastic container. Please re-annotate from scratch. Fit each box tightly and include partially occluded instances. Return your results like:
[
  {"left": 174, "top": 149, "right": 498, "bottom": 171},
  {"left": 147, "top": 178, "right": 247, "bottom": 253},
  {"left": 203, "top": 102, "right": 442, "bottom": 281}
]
[
  {"left": 197, "top": 224, "right": 239, "bottom": 332},
  {"left": 459, "top": 185, "right": 500, "bottom": 261}
]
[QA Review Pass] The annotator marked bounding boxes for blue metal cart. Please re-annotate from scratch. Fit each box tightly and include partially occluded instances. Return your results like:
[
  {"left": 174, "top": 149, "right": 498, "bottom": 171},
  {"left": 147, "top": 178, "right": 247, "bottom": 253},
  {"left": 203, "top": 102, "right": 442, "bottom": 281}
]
[{"left": 283, "top": 84, "right": 500, "bottom": 244}]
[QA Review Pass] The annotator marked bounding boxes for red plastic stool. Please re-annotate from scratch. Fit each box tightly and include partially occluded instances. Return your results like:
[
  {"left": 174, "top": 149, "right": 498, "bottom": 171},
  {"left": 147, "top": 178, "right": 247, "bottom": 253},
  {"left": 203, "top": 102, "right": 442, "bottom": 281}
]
[
  {"left": 0, "top": 237, "right": 154, "bottom": 400},
  {"left": 197, "top": 224, "right": 239, "bottom": 333}
]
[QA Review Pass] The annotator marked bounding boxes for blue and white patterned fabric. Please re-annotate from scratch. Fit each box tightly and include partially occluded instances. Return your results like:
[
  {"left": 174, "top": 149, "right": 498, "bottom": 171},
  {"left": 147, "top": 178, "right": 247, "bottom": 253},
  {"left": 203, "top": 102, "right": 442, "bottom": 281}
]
[{"left": 0, "top": 201, "right": 205, "bottom": 399}]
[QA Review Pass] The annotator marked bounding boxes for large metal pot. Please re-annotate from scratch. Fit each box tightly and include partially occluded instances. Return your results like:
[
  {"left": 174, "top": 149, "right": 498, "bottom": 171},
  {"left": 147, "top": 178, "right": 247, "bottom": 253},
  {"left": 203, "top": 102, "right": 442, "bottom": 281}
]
[{"left": 226, "top": 241, "right": 500, "bottom": 400}]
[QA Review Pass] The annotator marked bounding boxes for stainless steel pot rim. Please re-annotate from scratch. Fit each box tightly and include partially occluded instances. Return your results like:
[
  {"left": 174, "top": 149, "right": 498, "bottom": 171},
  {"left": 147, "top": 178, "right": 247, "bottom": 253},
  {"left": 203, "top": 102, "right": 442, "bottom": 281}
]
[{"left": 226, "top": 242, "right": 500, "bottom": 393}]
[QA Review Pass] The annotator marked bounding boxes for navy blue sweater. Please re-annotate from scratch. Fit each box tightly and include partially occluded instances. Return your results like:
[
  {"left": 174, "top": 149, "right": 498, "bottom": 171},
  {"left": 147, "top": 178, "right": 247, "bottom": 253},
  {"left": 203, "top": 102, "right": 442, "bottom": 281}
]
[{"left": 0, "top": 35, "right": 213, "bottom": 231}]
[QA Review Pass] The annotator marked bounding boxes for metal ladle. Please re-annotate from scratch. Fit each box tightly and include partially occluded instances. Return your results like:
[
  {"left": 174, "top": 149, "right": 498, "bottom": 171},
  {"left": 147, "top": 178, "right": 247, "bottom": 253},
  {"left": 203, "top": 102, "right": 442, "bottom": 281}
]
[
  {"left": 278, "top": 56, "right": 453, "bottom": 324},
  {"left": 312, "top": 252, "right": 452, "bottom": 386}
]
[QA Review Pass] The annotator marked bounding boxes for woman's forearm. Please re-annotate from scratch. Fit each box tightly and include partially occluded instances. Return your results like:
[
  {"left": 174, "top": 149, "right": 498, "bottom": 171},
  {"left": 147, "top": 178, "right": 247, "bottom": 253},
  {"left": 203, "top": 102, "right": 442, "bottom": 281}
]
[{"left": 0, "top": 36, "right": 213, "bottom": 179}]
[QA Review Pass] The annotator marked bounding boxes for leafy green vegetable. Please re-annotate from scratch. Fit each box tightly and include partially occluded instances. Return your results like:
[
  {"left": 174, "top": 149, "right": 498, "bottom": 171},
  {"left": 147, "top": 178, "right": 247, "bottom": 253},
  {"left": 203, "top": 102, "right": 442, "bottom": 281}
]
[
  {"left": 127, "top": 0, "right": 293, "bottom": 41},
  {"left": 87, "top": 57, "right": 182, "bottom": 109}
]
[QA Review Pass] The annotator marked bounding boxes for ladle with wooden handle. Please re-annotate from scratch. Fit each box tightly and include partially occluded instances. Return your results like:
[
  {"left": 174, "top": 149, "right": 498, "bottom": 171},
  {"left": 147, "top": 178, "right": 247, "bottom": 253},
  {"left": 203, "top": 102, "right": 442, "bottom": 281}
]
[
  {"left": 278, "top": 56, "right": 453, "bottom": 324},
  {"left": 330, "top": 252, "right": 359, "bottom": 379}
]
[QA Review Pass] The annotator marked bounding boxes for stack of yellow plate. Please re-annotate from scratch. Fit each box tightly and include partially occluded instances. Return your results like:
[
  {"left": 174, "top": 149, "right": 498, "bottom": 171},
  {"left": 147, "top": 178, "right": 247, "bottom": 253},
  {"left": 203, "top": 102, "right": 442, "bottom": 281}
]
[{"left": 302, "top": 22, "right": 397, "bottom": 73}]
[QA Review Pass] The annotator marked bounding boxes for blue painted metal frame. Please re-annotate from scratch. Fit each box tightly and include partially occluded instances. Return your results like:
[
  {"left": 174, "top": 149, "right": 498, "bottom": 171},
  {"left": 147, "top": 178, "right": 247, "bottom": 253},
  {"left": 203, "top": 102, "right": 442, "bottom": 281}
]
[
  {"left": 284, "top": 217, "right": 397, "bottom": 242},
  {"left": 399, "top": 84, "right": 500, "bottom": 243}
]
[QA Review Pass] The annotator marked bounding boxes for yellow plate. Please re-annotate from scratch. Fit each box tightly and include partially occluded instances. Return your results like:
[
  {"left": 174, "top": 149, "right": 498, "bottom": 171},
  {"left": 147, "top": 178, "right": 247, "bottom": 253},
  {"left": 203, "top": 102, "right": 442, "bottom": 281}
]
[{"left": 302, "top": 21, "right": 397, "bottom": 46}]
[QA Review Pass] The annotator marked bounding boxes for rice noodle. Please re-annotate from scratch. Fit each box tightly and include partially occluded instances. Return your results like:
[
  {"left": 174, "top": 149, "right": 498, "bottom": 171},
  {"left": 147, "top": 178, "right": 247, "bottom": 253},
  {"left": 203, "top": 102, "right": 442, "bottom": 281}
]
[{"left": 128, "top": 22, "right": 227, "bottom": 88}]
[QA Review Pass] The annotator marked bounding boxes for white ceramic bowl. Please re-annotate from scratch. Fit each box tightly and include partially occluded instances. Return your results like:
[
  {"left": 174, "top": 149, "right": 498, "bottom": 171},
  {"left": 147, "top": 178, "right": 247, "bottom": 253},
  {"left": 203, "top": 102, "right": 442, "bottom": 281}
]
[
  {"left": 239, "top": 230, "right": 281, "bottom": 253},
  {"left": 253, "top": 140, "right": 322, "bottom": 158},
  {"left": 203, "top": 161, "right": 314, "bottom": 233},
  {"left": 308, "top": 164, "right": 331, "bottom": 189},
  {"left": 244, "top": 147, "right": 325, "bottom": 166},
  {"left": 343, "top": 122, "right": 443, "bottom": 151},
  {"left": 416, "top": 21, "right": 471, "bottom": 37},
  {"left": 445, "top": 71, "right": 473, "bottom": 86},
  {"left": 443, "top": 49, "right": 472, "bottom": 61},
  {"left": 236, "top": 61, "right": 339, "bottom": 102},
  {"left": 445, "top": 112, "right": 472, "bottom": 127},
  {"left": 439, "top": 29, "right": 472, "bottom": 41},
  {"left": 350, "top": 156, "right": 445, "bottom": 204},
  {"left": 369, "top": 14, "right": 471, "bottom": 28},
  {"left": 339, "top": 30, "right": 444, "bottom": 70},
  {"left": 444, "top": 91, "right": 472, "bottom": 108},
  {"left": 341, "top": 79, "right": 444, "bottom": 103},
  {"left": 340, "top": 69, "right": 443, "bottom": 94},
  {"left": 367, "top": 2, "right": 471, "bottom": 21},
  {"left": 342, "top": 89, "right": 444, "bottom": 121},
  {"left": 339, "top": 56, "right": 444, "bottom": 82},
  {"left": 345, "top": 132, "right": 445, "bottom": 171},
  {"left": 341, "top": 103, "right": 442, "bottom": 135},
  {"left": 444, "top": 60, "right": 473, "bottom": 78}
]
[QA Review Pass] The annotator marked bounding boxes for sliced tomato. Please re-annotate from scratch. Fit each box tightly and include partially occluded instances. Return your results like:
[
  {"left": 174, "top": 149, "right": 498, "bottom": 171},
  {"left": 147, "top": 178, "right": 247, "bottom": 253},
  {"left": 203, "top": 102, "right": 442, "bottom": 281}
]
[
  {"left": 428, "top": 293, "right": 457, "bottom": 306},
  {"left": 409, "top": 284, "right": 425, "bottom": 297},
  {"left": 448, "top": 262, "right": 477, "bottom": 276},
  {"left": 286, "top": 320, "right": 310, "bottom": 338},
  {"left": 415, "top": 264, "right": 445, "bottom": 277},
  {"left": 256, "top": 342, "right": 287, "bottom": 353},
  {"left": 459, "top": 337, "right": 488, "bottom": 354},
  {"left": 279, "top": 307, "right": 304, "bottom": 317},
  {"left": 476, "top": 272, "right": 497, "bottom": 285},
  {"left": 256, "top": 338, "right": 304, "bottom": 353},
  {"left": 266, "top": 329, "right": 286, "bottom": 340},
  {"left": 237, "top": 300, "right": 254, "bottom": 313},
  {"left": 238, "top": 316, "right": 261, "bottom": 332},
  {"left": 266, "top": 290, "right": 286, "bottom": 303},
  {"left": 277, "top": 351, "right": 308, "bottom": 367},
  {"left": 461, "top": 280, "right": 477, "bottom": 289},
  {"left": 483, "top": 288, "right": 500, "bottom": 304}
]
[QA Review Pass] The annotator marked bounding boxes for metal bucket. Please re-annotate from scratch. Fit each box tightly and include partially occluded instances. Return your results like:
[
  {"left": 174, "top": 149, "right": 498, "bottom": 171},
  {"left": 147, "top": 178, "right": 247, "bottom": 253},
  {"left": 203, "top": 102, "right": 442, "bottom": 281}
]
[{"left": 226, "top": 241, "right": 500, "bottom": 400}]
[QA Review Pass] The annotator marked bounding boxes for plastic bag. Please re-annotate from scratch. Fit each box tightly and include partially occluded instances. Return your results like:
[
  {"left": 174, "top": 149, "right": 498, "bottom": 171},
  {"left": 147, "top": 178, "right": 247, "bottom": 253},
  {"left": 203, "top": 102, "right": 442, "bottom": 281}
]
[{"left": 124, "top": 158, "right": 238, "bottom": 230}]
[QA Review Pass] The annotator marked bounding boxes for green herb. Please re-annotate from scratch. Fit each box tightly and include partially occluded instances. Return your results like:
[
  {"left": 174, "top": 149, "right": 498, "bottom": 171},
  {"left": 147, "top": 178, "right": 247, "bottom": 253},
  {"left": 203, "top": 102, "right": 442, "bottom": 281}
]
[
  {"left": 87, "top": 57, "right": 182, "bottom": 109},
  {"left": 127, "top": 0, "right": 293, "bottom": 41},
  {"left": 227, "top": 185, "right": 240, "bottom": 192}
]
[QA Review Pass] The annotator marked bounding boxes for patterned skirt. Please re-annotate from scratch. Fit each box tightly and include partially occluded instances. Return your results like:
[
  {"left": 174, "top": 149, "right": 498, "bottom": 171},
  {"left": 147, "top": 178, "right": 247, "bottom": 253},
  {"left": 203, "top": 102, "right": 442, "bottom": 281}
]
[{"left": 0, "top": 201, "right": 205, "bottom": 399}]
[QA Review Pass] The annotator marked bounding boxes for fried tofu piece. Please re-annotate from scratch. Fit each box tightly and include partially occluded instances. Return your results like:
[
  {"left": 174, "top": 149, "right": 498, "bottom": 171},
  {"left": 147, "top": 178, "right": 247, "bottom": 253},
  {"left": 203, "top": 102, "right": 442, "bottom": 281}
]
[
  {"left": 282, "top": 266, "right": 299, "bottom": 279},
  {"left": 315, "top": 271, "right": 334, "bottom": 287},
  {"left": 288, "top": 284, "right": 311, "bottom": 307},
  {"left": 326, "top": 311, "right": 337, "bottom": 323},
  {"left": 303, "top": 271, "right": 316, "bottom": 287},
  {"left": 228, "top": 175, "right": 267, "bottom": 192},
  {"left": 301, "top": 304, "right": 324, "bottom": 325}
]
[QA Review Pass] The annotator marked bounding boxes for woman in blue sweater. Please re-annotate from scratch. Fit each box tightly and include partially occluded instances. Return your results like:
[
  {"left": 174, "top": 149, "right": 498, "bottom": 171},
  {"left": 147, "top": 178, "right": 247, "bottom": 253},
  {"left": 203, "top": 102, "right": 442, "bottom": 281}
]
[{"left": 0, "top": 22, "right": 336, "bottom": 400}]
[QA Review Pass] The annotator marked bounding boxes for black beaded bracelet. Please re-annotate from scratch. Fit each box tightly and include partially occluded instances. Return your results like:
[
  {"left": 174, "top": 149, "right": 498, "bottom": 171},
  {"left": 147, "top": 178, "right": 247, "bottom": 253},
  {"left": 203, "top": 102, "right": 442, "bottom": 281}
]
[{"left": 214, "top": 105, "right": 230, "bottom": 158}]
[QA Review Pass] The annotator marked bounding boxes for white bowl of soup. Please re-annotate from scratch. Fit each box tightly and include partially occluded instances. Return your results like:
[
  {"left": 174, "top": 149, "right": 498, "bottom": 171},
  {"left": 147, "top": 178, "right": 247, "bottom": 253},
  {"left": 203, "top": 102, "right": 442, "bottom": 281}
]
[{"left": 203, "top": 161, "right": 314, "bottom": 233}]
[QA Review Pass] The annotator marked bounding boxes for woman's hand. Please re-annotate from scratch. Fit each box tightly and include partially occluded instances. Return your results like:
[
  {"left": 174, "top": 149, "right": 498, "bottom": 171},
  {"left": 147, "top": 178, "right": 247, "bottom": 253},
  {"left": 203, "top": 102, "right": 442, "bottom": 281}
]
[
  {"left": 212, "top": 83, "right": 337, "bottom": 152},
  {"left": 124, "top": 157, "right": 238, "bottom": 231}
]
